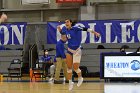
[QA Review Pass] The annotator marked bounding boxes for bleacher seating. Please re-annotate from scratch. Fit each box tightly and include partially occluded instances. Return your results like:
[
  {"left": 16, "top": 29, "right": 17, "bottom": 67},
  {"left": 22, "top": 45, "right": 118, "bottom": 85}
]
[{"left": 0, "top": 45, "right": 23, "bottom": 76}]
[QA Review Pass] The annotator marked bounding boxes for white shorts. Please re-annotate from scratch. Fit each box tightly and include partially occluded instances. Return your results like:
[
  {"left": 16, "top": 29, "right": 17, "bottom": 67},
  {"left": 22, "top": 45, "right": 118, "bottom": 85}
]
[
  {"left": 68, "top": 48, "right": 82, "bottom": 63},
  {"left": 68, "top": 47, "right": 82, "bottom": 63},
  {"left": 73, "top": 49, "right": 82, "bottom": 63}
]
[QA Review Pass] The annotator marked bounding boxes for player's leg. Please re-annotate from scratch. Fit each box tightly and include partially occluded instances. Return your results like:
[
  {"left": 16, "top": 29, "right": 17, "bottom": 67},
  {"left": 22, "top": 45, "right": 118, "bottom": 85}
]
[
  {"left": 73, "top": 49, "right": 83, "bottom": 87},
  {"left": 54, "top": 58, "right": 63, "bottom": 84},
  {"left": 49, "top": 64, "right": 55, "bottom": 81},
  {"left": 66, "top": 52, "right": 74, "bottom": 90},
  {"left": 62, "top": 58, "right": 68, "bottom": 82}
]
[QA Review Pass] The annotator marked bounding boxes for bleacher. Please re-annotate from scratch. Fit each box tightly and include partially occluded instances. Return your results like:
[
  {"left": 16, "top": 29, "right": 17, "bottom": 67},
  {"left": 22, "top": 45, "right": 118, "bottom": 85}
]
[
  {"left": 0, "top": 45, "right": 23, "bottom": 76},
  {"left": 0, "top": 42, "right": 139, "bottom": 78}
]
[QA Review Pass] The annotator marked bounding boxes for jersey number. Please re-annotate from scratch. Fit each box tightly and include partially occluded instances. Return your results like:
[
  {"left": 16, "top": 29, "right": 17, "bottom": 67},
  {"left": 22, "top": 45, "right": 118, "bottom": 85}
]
[{"left": 67, "top": 34, "right": 71, "bottom": 39}]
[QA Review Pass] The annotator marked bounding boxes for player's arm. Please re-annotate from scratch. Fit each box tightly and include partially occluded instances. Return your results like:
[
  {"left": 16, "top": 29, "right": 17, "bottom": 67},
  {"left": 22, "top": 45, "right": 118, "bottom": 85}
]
[
  {"left": 76, "top": 26, "right": 100, "bottom": 37},
  {"left": 84, "top": 28, "right": 100, "bottom": 37},
  {"left": 0, "top": 19, "right": 2, "bottom": 23},
  {"left": 57, "top": 25, "right": 62, "bottom": 32},
  {"left": 0, "top": 13, "right": 7, "bottom": 23},
  {"left": 57, "top": 25, "right": 66, "bottom": 35}
]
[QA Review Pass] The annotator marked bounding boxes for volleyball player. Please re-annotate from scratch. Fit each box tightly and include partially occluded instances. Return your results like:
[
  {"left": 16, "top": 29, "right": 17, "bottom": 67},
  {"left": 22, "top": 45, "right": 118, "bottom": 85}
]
[{"left": 57, "top": 19, "right": 100, "bottom": 90}]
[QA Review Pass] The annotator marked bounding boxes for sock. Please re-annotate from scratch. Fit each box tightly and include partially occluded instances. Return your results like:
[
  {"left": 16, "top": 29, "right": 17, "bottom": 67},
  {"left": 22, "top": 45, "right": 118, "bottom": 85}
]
[{"left": 69, "top": 80, "right": 72, "bottom": 84}]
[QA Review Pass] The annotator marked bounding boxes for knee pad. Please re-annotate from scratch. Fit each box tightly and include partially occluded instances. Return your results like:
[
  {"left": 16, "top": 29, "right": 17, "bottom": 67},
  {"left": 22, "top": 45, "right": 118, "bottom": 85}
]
[
  {"left": 67, "top": 69, "right": 72, "bottom": 73},
  {"left": 74, "top": 68, "right": 81, "bottom": 73}
]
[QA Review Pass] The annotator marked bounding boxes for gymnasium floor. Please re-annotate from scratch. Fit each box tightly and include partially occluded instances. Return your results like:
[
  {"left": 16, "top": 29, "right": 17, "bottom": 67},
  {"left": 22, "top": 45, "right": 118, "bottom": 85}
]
[{"left": 0, "top": 77, "right": 140, "bottom": 93}]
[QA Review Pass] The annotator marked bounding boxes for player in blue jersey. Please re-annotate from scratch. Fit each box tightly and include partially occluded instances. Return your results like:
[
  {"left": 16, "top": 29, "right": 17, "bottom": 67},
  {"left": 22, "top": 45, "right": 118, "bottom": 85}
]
[
  {"left": 53, "top": 35, "right": 68, "bottom": 84},
  {"left": 57, "top": 19, "right": 100, "bottom": 90},
  {"left": 41, "top": 49, "right": 53, "bottom": 76}
]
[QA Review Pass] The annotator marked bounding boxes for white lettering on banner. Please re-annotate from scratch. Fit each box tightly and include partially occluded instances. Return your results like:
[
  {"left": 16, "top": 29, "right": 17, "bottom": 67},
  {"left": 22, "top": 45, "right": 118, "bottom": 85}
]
[
  {"left": 11, "top": 25, "right": 24, "bottom": 44},
  {"left": 57, "top": 31, "right": 61, "bottom": 42},
  {"left": 57, "top": 24, "right": 65, "bottom": 41},
  {"left": 105, "top": 23, "right": 111, "bottom": 43},
  {"left": 56, "top": 21, "right": 139, "bottom": 43},
  {"left": 88, "top": 23, "right": 97, "bottom": 43},
  {"left": 0, "top": 26, "right": 9, "bottom": 45},
  {"left": 120, "top": 21, "right": 135, "bottom": 43},
  {"left": 0, "top": 25, "right": 24, "bottom": 45},
  {"left": 137, "top": 25, "right": 140, "bottom": 41},
  {"left": 104, "top": 23, "right": 117, "bottom": 43}
]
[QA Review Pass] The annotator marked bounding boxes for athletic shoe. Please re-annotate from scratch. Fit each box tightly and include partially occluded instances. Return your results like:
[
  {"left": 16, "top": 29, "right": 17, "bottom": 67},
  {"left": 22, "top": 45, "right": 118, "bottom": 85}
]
[
  {"left": 49, "top": 77, "right": 54, "bottom": 81},
  {"left": 65, "top": 80, "right": 69, "bottom": 83},
  {"left": 54, "top": 80, "right": 63, "bottom": 84},
  {"left": 69, "top": 82, "right": 74, "bottom": 91},
  {"left": 77, "top": 77, "right": 83, "bottom": 87}
]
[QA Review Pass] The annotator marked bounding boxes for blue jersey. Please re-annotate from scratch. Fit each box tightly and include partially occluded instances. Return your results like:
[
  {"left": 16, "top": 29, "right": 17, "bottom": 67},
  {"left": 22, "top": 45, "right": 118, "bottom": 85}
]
[
  {"left": 62, "top": 26, "right": 82, "bottom": 50},
  {"left": 41, "top": 55, "right": 52, "bottom": 62},
  {"left": 56, "top": 39, "right": 66, "bottom": 58},
  {"left": 53, "top": 56, "right": 57, "bottom": 62}
]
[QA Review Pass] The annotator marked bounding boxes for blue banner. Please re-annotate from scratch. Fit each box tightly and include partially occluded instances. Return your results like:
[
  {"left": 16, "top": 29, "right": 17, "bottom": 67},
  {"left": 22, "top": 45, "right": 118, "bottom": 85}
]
[
  {"left": 0, "top": 22, "right": 27, "bottom": 45},
  {"left": 47, "top": 20, "right": 140, "bottom": 44}
]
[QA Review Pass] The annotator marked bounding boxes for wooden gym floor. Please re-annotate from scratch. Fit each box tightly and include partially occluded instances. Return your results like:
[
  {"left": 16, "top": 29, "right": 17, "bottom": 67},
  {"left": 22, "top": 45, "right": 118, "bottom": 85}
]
[{"left": 0, "top": 77, "right": 140, "bottom": 93}]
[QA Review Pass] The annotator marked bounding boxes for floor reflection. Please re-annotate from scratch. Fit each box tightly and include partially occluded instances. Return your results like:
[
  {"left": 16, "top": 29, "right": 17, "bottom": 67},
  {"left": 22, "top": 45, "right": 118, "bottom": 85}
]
[
  {"left": 1, "top": 81, "right": 140, "bottom": 93},
  {"left": 104, "top": 83, "right": 140, "bottom": 93}
]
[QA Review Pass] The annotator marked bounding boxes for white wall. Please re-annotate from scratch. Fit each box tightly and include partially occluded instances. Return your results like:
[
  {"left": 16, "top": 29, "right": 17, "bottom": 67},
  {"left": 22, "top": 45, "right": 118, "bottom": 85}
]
[
  {"left": 2, "top": 0, "right": 56, "bottom": 9},
  {"left": 79, "top": 6, "right": 96, "bottom": 20},
  {"left": 1, "top": 0, "right": 80, "bottom": 22},
  {"left": 97, "top": 3, "right": 140, "bottom": 20}
]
